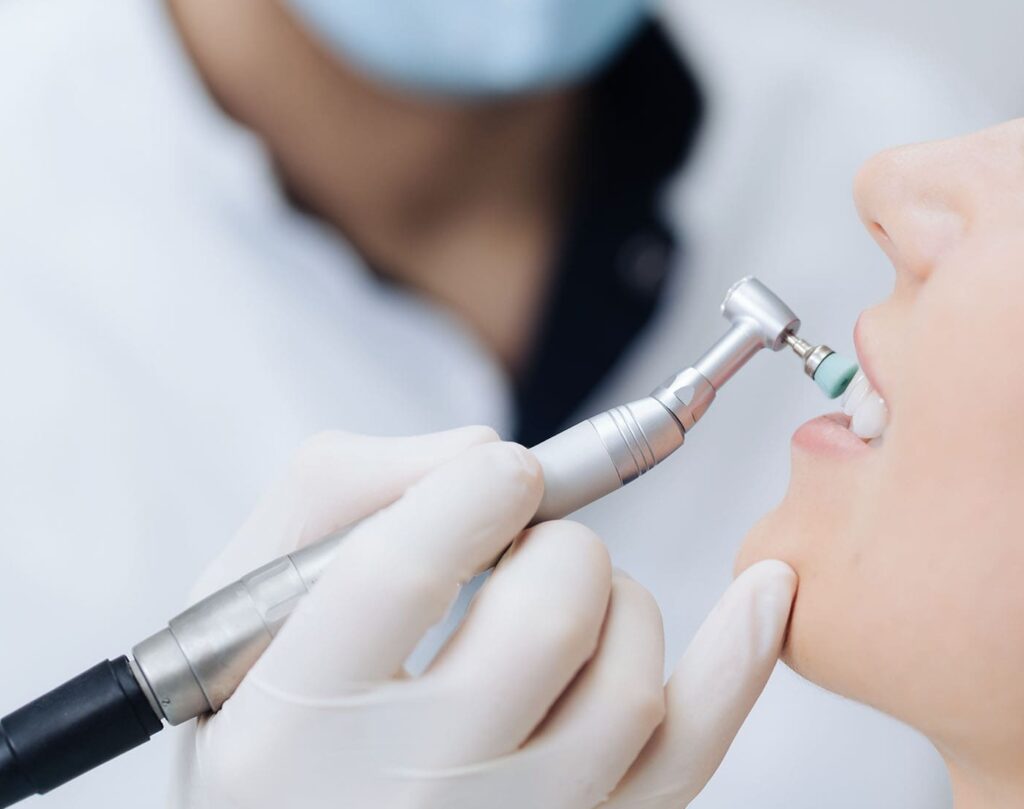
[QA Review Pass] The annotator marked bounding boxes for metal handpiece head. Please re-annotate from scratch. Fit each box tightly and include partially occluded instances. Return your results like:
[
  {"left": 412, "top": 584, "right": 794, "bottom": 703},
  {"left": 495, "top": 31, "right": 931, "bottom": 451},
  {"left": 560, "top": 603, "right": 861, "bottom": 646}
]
[
  {"left": 721, "top": 276, "right": 801, "bottom": 351},
  {"left": 688, "top": 277, "right": 800, "bottom": 391},
  {"left": 652, "top": 276, "right": 801, "bottom": 433},
  {"left": 726, "top": 279, "right": 858, "bottom": 398}
]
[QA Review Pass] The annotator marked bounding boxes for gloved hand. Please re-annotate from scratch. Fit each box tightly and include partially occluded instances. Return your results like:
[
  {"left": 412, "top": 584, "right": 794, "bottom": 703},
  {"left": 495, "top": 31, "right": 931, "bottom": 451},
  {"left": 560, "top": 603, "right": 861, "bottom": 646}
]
[{"left": 170, "top": 427, "right": 796, "bottom": 809}]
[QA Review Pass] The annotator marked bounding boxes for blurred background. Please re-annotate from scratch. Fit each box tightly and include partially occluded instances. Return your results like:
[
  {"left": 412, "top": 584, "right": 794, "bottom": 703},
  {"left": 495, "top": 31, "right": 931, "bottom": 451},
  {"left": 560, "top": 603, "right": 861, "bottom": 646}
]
[{"left": 760, "top": 0, "right": 1024, "bottom": 116}]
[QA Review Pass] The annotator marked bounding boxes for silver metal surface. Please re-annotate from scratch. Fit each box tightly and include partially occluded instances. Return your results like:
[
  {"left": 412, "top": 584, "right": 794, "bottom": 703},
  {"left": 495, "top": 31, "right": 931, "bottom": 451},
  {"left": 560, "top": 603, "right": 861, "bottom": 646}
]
[
  {"left": 130, "top": 276, "right": 805, "bottom": 727},
  {"left": 803, "top": 345, "right": 834, "bottom": 378},
  {"left": 784, "top": 332, "right": 813, "bottom": 357},
  {"left": 691, "top": 320, "right": 764, "bottom": 390},
  {"left": 591, "top": 397, "right": 686, "bottom": 486},
  {"left": 652, "top": 366, "right": 716, "bottom": 431},
  {"left": 134, "top": 537, "right": 349, "bottom": 724},
  {"left": 693, "top": 277, "right": 800, "bottom": 389},
  {"left": 784, "top": 332, "right": 835, "bottom": 379},
  {"left": 721, "top": 276, "right": 801, "bottom": 351},
  {"left": 531, "top": 421, "right": 624, "bottom": 522},
  {"left": 133, "top": 628, "right": 210, "bottom": 724}
]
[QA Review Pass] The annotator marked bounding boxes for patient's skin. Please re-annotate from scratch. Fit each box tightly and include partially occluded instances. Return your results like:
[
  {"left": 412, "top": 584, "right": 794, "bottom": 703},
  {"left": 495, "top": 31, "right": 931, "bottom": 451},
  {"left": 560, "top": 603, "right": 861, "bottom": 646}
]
[{"left": 738, "top": 118, "right": 1024, "bottom": 809}]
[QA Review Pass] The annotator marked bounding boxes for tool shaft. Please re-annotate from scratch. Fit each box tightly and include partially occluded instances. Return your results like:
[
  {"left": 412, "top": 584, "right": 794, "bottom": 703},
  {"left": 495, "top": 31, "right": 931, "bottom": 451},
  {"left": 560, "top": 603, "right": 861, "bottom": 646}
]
[{"left": 131, "top": 278, "right": 799, "bottom": 725}]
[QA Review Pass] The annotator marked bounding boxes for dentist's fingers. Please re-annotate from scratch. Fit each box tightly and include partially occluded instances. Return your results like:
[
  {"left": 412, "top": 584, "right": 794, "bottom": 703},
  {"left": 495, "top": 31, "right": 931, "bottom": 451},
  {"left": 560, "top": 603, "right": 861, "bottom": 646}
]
[
  {"left": 253, "top": 441, "right": 544, "bottom": 695},
  {"left": 421, "top": 521, "right": 612, "bottom": 760},
  {"left": 192, "top": 426, "right": 498, "bottom": 598},
  {"left": 604, "top": 560, "right": 797, "bottom": 808},
  {"left": 405, "top": 574, "right": 666, "bottom": 809},
  {"left": 525, "top": 574, "right": 667, "bottom": 803}
]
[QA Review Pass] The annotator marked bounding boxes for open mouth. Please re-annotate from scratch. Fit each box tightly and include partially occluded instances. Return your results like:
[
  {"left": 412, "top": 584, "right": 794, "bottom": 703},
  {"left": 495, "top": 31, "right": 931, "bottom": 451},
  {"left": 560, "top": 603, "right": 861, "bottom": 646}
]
[{"left": 792, "top": 352, "right": 889, "bottom": 456}]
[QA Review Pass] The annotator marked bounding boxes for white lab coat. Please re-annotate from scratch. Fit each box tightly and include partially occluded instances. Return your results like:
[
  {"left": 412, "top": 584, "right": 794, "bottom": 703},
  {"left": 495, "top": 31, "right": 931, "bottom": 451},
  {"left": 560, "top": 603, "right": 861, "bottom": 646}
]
[{"left": 0, "top": 0, "right": 990, "bottom": 806}]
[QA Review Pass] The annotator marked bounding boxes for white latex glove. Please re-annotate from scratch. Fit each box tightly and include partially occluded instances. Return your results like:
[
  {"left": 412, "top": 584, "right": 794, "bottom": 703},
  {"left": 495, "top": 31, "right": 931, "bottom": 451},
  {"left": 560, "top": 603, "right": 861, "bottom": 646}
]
[{"left": 170, "top": 427, "right": 796, "bottom": 808}]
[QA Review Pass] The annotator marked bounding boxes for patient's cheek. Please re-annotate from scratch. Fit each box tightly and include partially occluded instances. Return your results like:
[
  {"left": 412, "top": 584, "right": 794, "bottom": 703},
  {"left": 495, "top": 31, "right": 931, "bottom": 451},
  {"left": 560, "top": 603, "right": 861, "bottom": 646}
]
[{"left": 735, "top": 508, "right": 799, "bottom": 578}]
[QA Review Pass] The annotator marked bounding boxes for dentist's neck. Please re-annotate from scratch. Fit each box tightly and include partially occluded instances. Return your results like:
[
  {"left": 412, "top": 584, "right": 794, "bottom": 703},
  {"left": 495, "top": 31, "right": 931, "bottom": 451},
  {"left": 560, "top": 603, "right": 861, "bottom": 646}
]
[{"left": 167, "top": 0, "right": 583, "bottom": 372}]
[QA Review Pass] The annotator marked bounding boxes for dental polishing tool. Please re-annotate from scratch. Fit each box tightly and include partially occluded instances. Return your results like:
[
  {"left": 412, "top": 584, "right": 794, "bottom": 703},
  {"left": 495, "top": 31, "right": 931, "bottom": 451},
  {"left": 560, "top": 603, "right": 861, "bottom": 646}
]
[{"left": 0, "top": 277, "right": 858, "bottom": 807}]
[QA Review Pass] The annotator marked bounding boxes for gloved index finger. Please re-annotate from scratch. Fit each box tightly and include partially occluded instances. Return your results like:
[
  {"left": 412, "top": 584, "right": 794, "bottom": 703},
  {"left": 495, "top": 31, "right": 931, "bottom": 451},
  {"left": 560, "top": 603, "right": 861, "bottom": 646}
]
[
  {"left": 191, "top": 426, "right": 498, "bottom": 600},
  {"left": 605, "top": 560, "right": 797, "bottom": 807},
  {"left": 250, "top": 441, "right": 544, "bottom": 698}
]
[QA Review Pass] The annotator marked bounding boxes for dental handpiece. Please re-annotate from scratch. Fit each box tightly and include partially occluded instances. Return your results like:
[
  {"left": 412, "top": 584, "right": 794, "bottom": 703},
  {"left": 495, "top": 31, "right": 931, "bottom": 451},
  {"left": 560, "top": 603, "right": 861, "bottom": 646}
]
[{"left": 0, "top": 277, "right": 839, "bottom": 807}]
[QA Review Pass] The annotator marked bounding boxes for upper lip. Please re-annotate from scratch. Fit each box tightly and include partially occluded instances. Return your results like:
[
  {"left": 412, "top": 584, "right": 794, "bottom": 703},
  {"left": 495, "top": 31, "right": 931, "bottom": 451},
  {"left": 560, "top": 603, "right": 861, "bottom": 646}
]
[{"left": 852, "top": 314, "right": 889, "bottom": 404}]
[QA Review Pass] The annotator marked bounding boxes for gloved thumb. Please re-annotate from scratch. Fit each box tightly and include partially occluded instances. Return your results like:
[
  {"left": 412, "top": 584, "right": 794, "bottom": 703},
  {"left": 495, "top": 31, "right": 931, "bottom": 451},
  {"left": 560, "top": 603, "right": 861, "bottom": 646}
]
[{"left": 604, "top": 560, "right": 797, "bottom": 807}]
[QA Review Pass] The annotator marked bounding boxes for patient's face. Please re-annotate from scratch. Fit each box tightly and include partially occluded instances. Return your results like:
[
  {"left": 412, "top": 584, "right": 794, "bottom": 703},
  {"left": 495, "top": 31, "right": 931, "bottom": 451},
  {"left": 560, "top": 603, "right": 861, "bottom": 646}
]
[{"left": 738, "top": 119, "right": 1024, "bottom": 767}]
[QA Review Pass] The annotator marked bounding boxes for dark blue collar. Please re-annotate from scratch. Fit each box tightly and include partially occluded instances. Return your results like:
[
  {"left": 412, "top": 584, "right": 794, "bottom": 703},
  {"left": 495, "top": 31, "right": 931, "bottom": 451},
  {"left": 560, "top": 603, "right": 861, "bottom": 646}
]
[{"left": 513, "top": 22, "right": 704, "bottom": 445}]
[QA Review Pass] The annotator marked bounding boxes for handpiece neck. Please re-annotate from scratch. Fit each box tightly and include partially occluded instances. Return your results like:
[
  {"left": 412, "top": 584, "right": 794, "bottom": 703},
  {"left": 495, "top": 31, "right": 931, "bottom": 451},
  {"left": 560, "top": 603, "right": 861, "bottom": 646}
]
[{"left": 692, "top": 320, "right": 765, "bottom": 391}]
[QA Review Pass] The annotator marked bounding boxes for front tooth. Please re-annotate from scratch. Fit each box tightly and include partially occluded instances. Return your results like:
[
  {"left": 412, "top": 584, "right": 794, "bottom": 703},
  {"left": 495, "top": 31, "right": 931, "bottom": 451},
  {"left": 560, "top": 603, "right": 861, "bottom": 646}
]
[
  {"left": 851, "top": 392, "right": 888, "bottom": 439},
  {"left": 841, "top": 371, "right": 872, "bottom": 416}
]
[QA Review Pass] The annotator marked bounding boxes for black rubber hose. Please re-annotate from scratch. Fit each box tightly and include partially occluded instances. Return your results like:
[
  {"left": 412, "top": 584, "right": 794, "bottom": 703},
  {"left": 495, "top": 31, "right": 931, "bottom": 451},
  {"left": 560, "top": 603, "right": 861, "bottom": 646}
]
[{"left": 0, "top": 656, "right": 163, "bottom": 807}]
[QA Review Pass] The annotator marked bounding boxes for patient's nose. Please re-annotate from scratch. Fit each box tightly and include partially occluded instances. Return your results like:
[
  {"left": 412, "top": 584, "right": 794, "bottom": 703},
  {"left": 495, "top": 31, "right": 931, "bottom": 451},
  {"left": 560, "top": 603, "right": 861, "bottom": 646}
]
[{"left": 852, "top": 139, "right": 967, "bottom": 283}]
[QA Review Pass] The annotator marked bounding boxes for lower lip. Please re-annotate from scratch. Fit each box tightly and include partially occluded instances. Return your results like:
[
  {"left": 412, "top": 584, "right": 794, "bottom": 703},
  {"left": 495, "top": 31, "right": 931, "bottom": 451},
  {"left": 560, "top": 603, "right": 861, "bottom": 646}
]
[{"left": 792, "top": 413, "right": 871, "bottom": 458}]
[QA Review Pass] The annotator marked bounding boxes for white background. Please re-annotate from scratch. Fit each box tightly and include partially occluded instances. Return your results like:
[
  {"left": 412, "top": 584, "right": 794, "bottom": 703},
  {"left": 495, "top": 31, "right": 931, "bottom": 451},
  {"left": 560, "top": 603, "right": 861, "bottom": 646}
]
[{"left": 776, "top": 0, "right": 1023, "bottom": 119}]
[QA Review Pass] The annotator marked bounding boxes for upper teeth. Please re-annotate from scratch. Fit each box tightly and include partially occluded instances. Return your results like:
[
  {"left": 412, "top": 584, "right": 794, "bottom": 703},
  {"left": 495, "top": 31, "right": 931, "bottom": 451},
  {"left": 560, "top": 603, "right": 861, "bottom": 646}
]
[{"left": 841, "top": 369, "right": 888, "bottom": 440}]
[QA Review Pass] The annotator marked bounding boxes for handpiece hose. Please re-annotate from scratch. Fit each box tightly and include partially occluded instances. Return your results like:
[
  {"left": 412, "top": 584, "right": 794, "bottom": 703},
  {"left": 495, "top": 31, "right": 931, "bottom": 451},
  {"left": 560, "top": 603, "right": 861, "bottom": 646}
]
[
  {"left": 0, "top": 277, "right": 800, "bottom": 806},
  {"left": 0, "top": 658, "right": 162, "bottom": 806}
]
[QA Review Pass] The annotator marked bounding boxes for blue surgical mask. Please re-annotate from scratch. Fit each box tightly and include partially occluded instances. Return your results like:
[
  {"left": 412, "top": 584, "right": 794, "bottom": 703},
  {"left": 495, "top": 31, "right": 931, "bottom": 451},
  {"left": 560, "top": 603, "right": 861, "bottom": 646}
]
[{"left": 285, "top": 0, "right": 656, "bottom": 96}]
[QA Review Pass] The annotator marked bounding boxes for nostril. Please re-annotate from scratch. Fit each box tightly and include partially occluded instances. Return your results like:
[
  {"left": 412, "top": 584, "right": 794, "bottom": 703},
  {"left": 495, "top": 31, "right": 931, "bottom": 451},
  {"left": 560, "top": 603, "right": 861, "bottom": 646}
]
[{"left": 865, "top": 218, "right": 905, "bottom": 275}]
